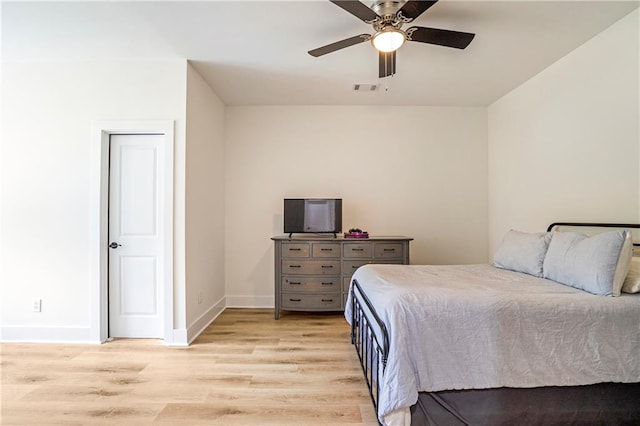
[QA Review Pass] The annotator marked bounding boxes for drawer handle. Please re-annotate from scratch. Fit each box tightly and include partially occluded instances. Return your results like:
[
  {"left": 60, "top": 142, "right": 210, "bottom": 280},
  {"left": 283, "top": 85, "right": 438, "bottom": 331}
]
[
  {"left": 383, "top": 248, "right": 396, "bottom": 252},
  {"left": 321, "top": 299, "right": 334, "bottom": 302},
  {"left": 321, "top": 265, "right": 333, "bottom": 269},
  {"left": 289, "top": 265, "right": 301, "bottom": 268},
  {"left": 289, "top": 298, "right": 301, "bottom": 302},
  {"left": 289, "top": 248, "right": 301, "bottom": 251},
  {"left": 352, "top": 248, "right": 364, "bottom": 252},
  {"left": 320, "top": 248, "right": 333, "bottom": 251},
  {"left": 321, "top": 282, "right": 333, "bottom": 286},
  {"left": 289, "top": 281, "right": 301, "bottom": 285}
]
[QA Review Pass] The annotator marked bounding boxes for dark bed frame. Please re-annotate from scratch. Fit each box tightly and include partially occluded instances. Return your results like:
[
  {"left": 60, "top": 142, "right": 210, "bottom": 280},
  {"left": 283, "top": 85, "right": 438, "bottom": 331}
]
[{"left": 350, "top": 222, "right": 640, "bottom": 426}]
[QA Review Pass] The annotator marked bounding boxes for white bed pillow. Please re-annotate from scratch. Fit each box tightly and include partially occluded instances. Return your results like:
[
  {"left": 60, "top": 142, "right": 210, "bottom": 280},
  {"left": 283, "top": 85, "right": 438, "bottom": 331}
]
[
  {"left": 622, "top": 257, "right": 640, "bottom": 293},
  {"left": 542, "top": 229, "right": 632, "bottom": 296},
  {"left": 492, "top": 230, "right": 553, "bottom": 277}
]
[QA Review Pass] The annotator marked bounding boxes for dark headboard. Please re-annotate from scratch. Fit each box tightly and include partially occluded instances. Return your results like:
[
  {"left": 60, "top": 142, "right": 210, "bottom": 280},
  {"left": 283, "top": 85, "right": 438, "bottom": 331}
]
[{"left": 547, "top": 222, "right": 640, "bottom": 248}]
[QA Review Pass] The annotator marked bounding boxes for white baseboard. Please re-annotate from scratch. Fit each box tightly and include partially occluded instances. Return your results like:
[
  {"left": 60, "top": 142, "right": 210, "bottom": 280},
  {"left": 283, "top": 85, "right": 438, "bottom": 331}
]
[
  {"left": 0, "top": 326, "right": 100, "bottom": 344},
  {"left": 185, "top": 296, "right": 226, "bottom": 345},
  {"left": 225, "top": 295, "right": 273, "bottom": 308},
  {"left": 166, "top": 328, "right": 188, "bottom": 347}
]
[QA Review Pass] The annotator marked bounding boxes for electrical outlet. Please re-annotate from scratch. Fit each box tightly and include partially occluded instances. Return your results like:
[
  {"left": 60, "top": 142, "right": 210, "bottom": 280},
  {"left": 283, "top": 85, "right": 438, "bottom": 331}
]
[
  {"left": 197, "top": 292, "right": 203, "bottom": 304},
  {"left": 32, "top": 299, "right": 42, "bottom": 313}
]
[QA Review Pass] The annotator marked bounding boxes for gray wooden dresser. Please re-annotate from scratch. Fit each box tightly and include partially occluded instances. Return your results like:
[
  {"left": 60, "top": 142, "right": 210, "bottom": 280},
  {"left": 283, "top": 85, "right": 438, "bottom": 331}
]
[{"left": 271, "top": 235, "right": 412, "bottom": 319}]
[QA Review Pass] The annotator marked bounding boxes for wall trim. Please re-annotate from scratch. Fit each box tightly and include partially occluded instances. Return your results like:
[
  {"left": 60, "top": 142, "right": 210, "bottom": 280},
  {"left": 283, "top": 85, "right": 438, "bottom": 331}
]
[
  {"left": 167, "top": 328, "right": 188, "bottom": 347},
  {"left": 185, "top": 296, "right": 226, "bottom": 345},
  {"left": 0, "top": 326, "right": 99, "bottom": 344}
]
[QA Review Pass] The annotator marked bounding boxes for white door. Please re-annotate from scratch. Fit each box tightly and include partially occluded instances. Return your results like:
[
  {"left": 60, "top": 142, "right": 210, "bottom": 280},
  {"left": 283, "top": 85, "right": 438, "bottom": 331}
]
[{"left": 108, "top": 134, "right": 164, "bottom": 338}]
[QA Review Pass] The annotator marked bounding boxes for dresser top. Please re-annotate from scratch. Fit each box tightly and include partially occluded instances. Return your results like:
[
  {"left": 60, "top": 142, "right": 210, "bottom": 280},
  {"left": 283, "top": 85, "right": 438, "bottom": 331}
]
[{"left": 271, "top": 235, "right": 413, "bottom": 242}]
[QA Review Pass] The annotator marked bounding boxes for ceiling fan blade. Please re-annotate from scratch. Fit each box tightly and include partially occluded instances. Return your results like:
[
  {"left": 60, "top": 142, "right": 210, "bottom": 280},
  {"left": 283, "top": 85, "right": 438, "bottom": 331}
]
[
  {"left": 330, "top": 0, "right": 380, "bottom": 23},
  {"left": 308, "top": 34, "right": 371, "bottom": 57},
  {"left": 379, "top": 51, "right": 396, "bottom": 78},
  {"left": 397, "top": 1, "right": 438, "bottom": 22},
  {"left": 406, "top": 26, "right": 475, "bottom": 49}
]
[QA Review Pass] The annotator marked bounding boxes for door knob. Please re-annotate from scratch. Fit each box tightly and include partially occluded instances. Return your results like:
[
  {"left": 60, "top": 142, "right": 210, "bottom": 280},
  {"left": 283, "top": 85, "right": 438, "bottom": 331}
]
[{"left": 109, "top": 242, "right": 121, "bottom": 249}]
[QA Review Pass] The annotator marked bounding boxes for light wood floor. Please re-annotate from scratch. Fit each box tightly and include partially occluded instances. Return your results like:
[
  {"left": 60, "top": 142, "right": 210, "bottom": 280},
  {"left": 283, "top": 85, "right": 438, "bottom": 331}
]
[{"left": 1, "top": 309, "right": 377, "bottom": 425}]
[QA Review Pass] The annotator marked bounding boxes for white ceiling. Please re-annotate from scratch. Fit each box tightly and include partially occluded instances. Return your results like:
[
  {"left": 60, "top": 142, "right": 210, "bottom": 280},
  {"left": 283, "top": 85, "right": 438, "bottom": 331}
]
[{"left": 2, "top": 1, "right": 638, "bottom": 106}]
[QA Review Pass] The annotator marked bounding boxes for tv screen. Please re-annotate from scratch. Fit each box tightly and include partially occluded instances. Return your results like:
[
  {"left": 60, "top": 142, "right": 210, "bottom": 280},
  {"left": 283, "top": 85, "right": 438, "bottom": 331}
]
[{"left": 284, "top": 199, "right": 342, "bottom": 235}]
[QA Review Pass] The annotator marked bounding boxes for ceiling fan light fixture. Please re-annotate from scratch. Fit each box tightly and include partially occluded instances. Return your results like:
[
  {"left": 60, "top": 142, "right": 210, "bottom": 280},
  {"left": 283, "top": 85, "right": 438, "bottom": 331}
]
[{"left": 372, "top": 28, "right": 405, "bottom": 52}]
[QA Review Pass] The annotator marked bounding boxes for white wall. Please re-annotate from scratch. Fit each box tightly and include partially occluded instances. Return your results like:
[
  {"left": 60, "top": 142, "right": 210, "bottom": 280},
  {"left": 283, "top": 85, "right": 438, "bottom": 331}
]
[
  {"left": 184, "top": 62, "right": 226, "bottom": 341},
  {"left": 0, "top": 59, "right": 188, "bottom": 342},
  {"left": 488, "top": 10, "right": 640, "bottom": 254},
  {"left": 224, "top": 106, "right": 488, "bottom": 307}
]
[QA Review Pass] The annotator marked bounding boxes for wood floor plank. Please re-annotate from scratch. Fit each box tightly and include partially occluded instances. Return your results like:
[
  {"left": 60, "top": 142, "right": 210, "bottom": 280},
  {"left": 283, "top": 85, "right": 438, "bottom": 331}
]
[
  {"left": 155, "top": 402, "right": 365, "bottom": 425},
  {"left": 1, "top": 309, "right": 376, "bottom": 425},
  {"left": 3, "top": 402, "right": 166, "bottom": 425}
]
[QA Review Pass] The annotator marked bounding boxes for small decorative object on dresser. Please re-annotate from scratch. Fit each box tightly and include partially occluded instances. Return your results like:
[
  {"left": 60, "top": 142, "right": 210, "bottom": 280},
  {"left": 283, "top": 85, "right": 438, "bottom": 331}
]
[
  {"left": 345, "top": 228, "right": 369, "bottom": 238},
  {"left": 271, "top": 235, "right": 412, "bottom": 319}
]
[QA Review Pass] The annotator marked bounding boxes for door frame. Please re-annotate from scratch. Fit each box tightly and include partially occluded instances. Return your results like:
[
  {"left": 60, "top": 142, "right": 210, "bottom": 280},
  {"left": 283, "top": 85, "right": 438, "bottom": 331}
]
[{"left": 90, "top": 120, "right": 174, "bottom": 344}]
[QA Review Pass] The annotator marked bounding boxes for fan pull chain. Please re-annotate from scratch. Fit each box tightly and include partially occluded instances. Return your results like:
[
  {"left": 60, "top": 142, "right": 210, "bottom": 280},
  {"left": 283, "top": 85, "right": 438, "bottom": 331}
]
[{"left": 381, "top": 69, "right": 392, "bottom": 92}]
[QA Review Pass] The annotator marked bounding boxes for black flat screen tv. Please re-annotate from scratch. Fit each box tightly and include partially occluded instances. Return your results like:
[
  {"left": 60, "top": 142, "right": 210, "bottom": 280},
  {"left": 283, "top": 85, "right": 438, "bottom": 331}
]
[{"left": 284, "top": 198, "right": 342, "bottom": 237}]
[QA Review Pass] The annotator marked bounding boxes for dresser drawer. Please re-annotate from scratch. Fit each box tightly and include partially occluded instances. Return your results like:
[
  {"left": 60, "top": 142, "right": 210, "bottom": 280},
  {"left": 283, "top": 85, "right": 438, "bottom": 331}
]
[
  {"left": 374, "top": 243, "right": 404, "bottom": 259},
  {"left": 282, "top": 260, "right": 341, "bottom": 275},
  {"left": 281, "top": 243, "right": 310, "bottom": 258},
  {"left": 282, "top": 276, "right": 341, "bottom": 292},
  {"left": 312, "top": 243, "right": 341, "bottom": 258},
  {"left": 343, "top": 260, "right": 374, "bottom": 276},
  {"left": 343, "top": 243, "right": 373, "bottom": 258},
  {"left": 343, "top": 277, "right": 353, "bottom": 293},
  {"left": 281, "top": 293, "right": 341, "bottom": 310},
  {"left": 343, "top": 259, "right": 405, "bottom": 276}
]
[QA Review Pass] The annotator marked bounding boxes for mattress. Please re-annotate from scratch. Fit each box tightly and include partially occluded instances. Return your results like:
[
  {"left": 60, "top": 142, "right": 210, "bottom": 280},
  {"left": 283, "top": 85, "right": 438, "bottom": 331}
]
[{"left": 345, "top": 263, "right": 640, "bottom": 423}]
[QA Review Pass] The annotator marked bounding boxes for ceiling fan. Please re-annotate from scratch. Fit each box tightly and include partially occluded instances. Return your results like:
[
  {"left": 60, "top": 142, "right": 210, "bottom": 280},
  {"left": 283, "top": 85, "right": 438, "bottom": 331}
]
[{"left": 308, "top": 0, "right": 475, "bottom": 78}]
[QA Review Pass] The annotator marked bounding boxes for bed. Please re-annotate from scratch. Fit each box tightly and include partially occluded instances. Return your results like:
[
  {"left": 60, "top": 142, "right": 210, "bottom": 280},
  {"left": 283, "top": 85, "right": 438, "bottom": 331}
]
[{"left": 345, "top": 223, "right": 640, "bottom": 426}]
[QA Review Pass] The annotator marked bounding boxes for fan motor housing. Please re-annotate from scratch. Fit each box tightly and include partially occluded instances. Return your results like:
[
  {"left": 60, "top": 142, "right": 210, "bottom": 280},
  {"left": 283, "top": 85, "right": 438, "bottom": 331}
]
[
  {"left": 371, "top": 0, "right": 406, "bottom": 19},
  {"left": 371, "top": 0, "right": 407, "bottom": 31}
]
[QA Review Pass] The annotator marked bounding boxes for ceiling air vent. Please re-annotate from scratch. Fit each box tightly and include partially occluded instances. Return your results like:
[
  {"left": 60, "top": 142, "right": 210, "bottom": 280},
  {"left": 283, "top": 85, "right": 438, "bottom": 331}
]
[{"left": 353, "top": 84, "right": 378, "bottom": 92}]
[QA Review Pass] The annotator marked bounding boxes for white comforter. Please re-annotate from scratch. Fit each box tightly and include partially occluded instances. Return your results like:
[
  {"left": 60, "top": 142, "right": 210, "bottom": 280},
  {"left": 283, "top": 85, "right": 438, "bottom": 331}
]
[{"left": 345, "top": 264, "right": 640, "bottom": 424}]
